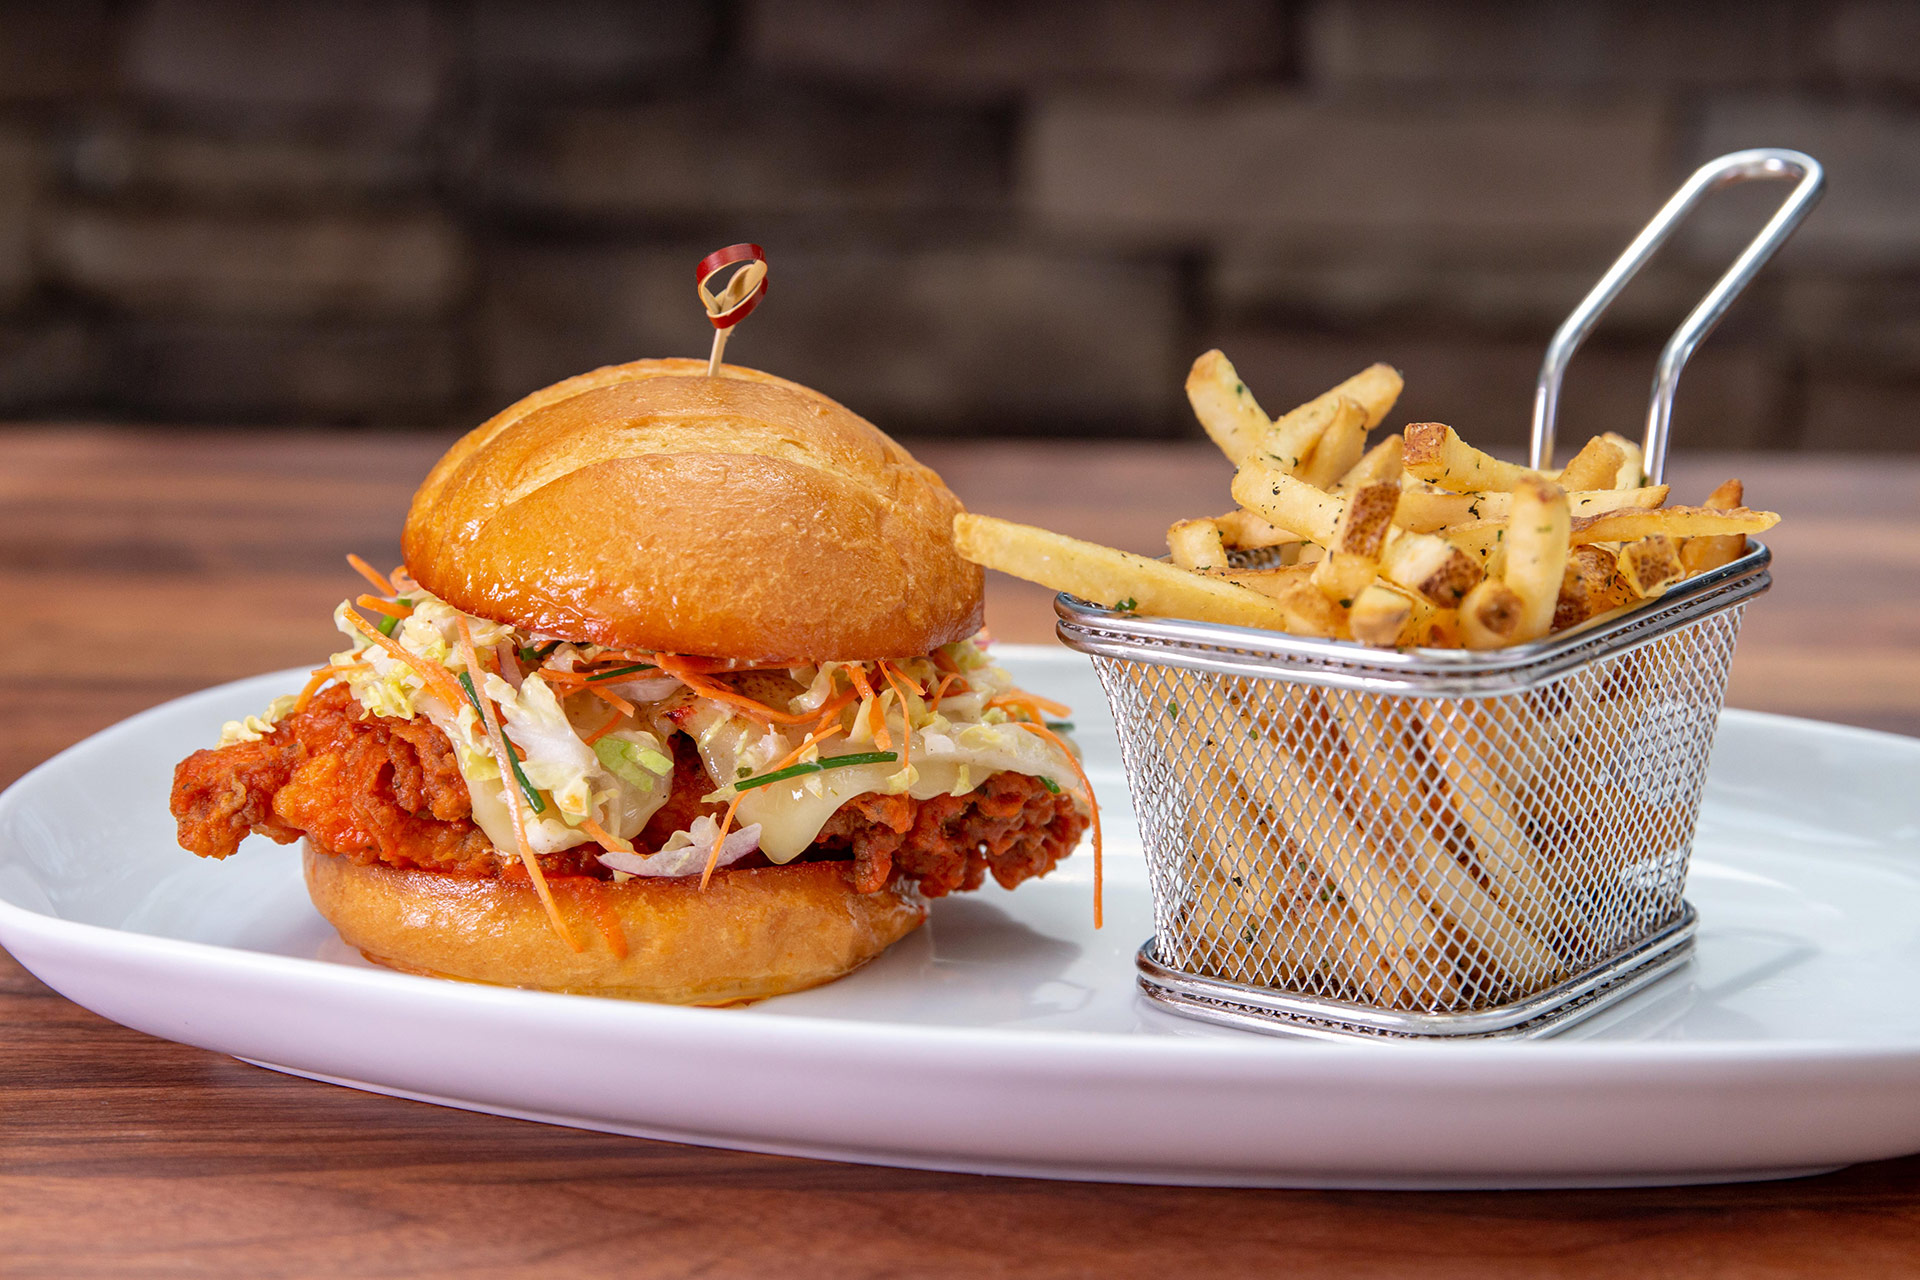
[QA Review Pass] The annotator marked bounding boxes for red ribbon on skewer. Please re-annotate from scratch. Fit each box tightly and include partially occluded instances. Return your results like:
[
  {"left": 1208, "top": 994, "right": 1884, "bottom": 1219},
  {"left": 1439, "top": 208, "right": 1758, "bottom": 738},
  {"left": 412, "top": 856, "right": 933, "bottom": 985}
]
[{"left": 697, "top": 243, "right": 768, "bottom": 330}]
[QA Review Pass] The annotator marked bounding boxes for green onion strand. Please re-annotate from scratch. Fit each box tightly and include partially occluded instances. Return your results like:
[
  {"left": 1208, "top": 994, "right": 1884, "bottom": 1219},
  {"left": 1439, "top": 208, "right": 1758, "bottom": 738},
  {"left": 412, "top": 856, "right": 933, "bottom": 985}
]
[
  {"left": 733, "top": 751, "right": 898, "bottom": 793},
  {"left": 1044, "top": 720, "right": 1074, "bottom": 732},
  {"left": 586, "top": 662, "right": 657, "bottom": 682},
  {"left": 518, "top": 639, "right": 564, "bottom": 664},
  {"left": 458, "top": 670, "right": 546, "bottom": 813}
]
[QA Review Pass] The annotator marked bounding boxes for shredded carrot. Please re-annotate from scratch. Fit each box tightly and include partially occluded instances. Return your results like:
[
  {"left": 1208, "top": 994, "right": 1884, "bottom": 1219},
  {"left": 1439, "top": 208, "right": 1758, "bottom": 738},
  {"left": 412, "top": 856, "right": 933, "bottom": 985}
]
[
  {"left": 339, "top": 608, "right": 469, "bottom": 711},
  {"left": 654, "top": 656, "right": 818, "bottom": 724},
  {"left": 991, "top": 690, "right": 1073, "bottom": 720},
  {"left": 580, "top": 815, "right": 632, "bottom": 853},
  {"left": 880, "top": 663, "right": 915, "bottom": 780},
  {"left": 588, "top": 685, "right": 637, "bottom": 717},
  {"left": 355, "top": 593, "right": 411, "bottom": 620},
  {"left": 1013, "top": 720, "right": 1103, "bottom": 930},
  {"left": 582, "top": 712, "right": 623, "bottom": 746},
  {"left": 772, "top": 720, "right": 844, "bottom": 773},
  {"left": 846, "top": 663, "right": 876, "bottom": 700},
  {"left": 809, "top": 687, "right": 860, "bottom": 726},
  {"left": 880, "top": 659, "right": 925, "bottom": 697},
  {"left": 292, "top": 661, "right": 359, "bottom": 713},
  {"left": 346, "top": 553, "right": 395, "bottom": 597},
  {"left": 700, "top": 793, "right": 747, "bottom": 891},
  {"left": 927, "top": 672, "right": 963, "bottom": 712},
  {"left": 931, "top": 647, "right": 959, "bottom": 674},
  {"left": 865, "top": 691, "right": 892, "bottom": 752},
  {"left": 457, "top": 616, "right": 580, "bottom": 952}
]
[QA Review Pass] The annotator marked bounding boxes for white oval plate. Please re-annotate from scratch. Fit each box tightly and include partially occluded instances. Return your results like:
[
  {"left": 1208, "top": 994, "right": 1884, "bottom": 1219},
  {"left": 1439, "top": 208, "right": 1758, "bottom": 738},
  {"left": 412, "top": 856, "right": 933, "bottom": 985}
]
[{"left": 3, "top": 649, "right": 1918, "bottom": 1188}]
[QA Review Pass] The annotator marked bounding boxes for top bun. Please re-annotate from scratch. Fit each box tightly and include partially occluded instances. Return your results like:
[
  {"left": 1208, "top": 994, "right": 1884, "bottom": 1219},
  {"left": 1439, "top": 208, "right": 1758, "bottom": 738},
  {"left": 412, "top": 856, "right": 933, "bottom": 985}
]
[{"left": 402, "top": 358, "right": 983, "bottom": 661}]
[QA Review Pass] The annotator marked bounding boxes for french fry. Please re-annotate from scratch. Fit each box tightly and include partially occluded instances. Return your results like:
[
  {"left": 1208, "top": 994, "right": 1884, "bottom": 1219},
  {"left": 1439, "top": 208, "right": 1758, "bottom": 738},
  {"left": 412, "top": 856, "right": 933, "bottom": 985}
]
[
  {"left": 1268, "top": 581, "right": 1348, "bottom": 638},
  {"left": 1555, "top": 436, "right": 1627, "bottom": 492},
  {"left": 1151, "top": 669, "right": 1418, "bottom": 1001},
  {"left": 1504, "top": 476, "right": 1571, "bottom": 642},
  {"left": 1184, "top": 350, "right": 1271, "bottom": 467},
  {"left": 1265, "top": 365, "right": 1404, "bottom": 473},
  {"left": 1702, "top": 477, "right": 1742, "bottom": 509},
  {"left": 1327, "top": 696, "right": 1561, "bottom": 987},
  {"left": 1213, "top": 507, "right": 1299, "bottom": 551},
  {"left": 1230, "top": 459, "right": 1344, "bottom": 544},
  {"left": 1551, "top": 562, "right": 1590, "bottom": 632},
  {"left": 1407, "top": 594, "right": 1458, "bottom": 647},
  {"left": 1333, "top": 432, "right": 1403, "bottom": 494},
  {"left": 1234, "top": 462, "right": 1485, "bottom": 608},
  {"left": 1616, "top": 534, "right": 1685, "bottom": 598},
  {"left": 1459, "top": 579, "right": 1523, "bottom": 650},
  {"left": 1393, "top": 484, "right": 1670, "bottom": 534},
  {"left": 1310, "top": 480, "right": 1399, "bottom": 607},
  {"left": 1601, "top": 432, "right": 1646, "bottom": 488},
  {"left": 1422, "top": 702, "right": 1592, "bottom": 950},
  {"left": 1208, "top": 564, "right": 1316, "bottom": 598},
  {"left": 1403, "top": 422, "right": 1539, "bottom": 493},
  {"left": 1215, "top": 682, "right": 1461, "bottom": 1006},
  {"left": 1167, "top": 518, "right": 1229, "bottom": 571},
  {"left": 1377, "top": 528, "right": 1483, "bottom": 606},
  {"left": 1679, "top": 478, "right": 1748, "bottom": 575},
  {"left": 1436, "top": 518, "right": 1505, "bottom": 565},
  {"left": 1145, "top": 668, "right": 1361, "bottom": 992},
  {"left": 1349, "top": 582, "right": 1414, "bottom": 646},
  {"left": 1297, "top": 397, "right": 1369, "bottom": 490},
  {"left": 1567, "top": 544, "right": 1627, "bottom": 613},
  {"left": 1571, "top": 504, "right": 1778, "bottom": 545},
  {"left": 953, "top": 514, "right": 1310, "bottom": 630}
]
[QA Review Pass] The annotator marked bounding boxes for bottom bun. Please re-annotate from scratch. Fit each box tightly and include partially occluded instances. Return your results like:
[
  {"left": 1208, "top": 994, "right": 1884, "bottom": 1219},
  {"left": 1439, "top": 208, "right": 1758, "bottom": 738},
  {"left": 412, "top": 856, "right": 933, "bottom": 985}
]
[{"left": 303, "top": 845, "right": 928, "bottom": 1005}]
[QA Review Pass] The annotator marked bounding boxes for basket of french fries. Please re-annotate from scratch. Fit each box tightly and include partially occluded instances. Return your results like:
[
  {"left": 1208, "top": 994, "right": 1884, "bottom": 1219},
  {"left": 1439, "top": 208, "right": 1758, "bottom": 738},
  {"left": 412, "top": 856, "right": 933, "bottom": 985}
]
[{"left": 955, "top": 150, "right": 1822, "bottom": 1039}]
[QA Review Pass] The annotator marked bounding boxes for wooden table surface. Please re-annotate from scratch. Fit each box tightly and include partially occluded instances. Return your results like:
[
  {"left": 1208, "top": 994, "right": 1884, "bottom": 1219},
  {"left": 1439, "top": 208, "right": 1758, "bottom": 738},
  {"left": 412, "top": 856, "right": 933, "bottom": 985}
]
[{"left": 3, "top": 428, "right": 1918, "bottom": 1277}]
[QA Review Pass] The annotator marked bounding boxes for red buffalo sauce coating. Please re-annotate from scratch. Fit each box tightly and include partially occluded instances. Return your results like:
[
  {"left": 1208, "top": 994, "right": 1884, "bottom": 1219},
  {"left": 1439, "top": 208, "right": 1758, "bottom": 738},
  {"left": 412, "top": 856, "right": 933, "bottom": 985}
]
[{"left": 169, "top": 685, "right": 1088, "bottom": 896}]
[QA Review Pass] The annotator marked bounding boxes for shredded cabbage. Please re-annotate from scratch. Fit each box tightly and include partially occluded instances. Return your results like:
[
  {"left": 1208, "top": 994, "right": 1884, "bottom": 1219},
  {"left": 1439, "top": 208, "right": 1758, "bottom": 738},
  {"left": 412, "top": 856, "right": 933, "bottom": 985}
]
[
  {"left": 598, "top": 817, "right": 762, "bottom": 878},
  {"left": 242, "top": 583, "right": 1082, "bottom": 870},
  {"left": 218, "top": 694, "right": 298, "bottom": 745}
]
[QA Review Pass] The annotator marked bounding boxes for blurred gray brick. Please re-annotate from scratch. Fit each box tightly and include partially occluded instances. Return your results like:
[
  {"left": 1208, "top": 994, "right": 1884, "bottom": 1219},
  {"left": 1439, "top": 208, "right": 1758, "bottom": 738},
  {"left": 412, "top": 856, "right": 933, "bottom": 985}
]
[
  {"left": 125, "top": 0, "right": 449, "bottom": 124},
  {"left": 0, "top": 0, "right": 113, "bottom": 103},
  {"left": 1780, "top": 272, "right": 1920, "bottom": 375},
  {"left": 0, "top": 322, "right": 104, "bottom": 411},
  {"left": 115, "top": 322, "right": 465, "bottom": 423},
  {"left": 486, "top": 93, "right": 1003, "bottom": 219},
  {"left": 1306, "top": 0, "right": 1802, "bottom": 91},
  {"left": 1690, "top": 99, "right": 1920, "bottom": 267},
  {"left": 68, "top": 122, "right": 433, "bottom": 208},
  {"left": 1801, "top": 374, "right": 1920, "bottom": 451},
  {"left": 480, "top": 242, "right": 1181, "bottom": 434},
  {"left": 1026, "top": 96, "right": 1670, "bottom": 251},
  {"left": 746, "top": 0, "right": 1284, "bottom": 97},
  {"left": 471, "top": 0, "right": 712, "bottom": 87},
  {"left": 1211, "top": 243, "right": 1735, "bottom": 338},
  {"left": 44, "top": 210, "right": 468, "bottom": 319},
  {"left": 1203, "top": 330, "right": 1783, "bottom": 451},
  {"left": 1820, "top": 1, "right": 1920, "bottom": 88},
  {"left": 0, "top": 127, "right": 45, "bottom": 309}
]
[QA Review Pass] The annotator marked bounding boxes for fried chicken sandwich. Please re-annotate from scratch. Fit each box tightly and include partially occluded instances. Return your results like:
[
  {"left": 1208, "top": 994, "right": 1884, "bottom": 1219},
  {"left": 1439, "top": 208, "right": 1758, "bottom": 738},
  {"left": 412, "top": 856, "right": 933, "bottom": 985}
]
[{"left": 170, "top": 358, "right": 1094, "bottom": 1003}]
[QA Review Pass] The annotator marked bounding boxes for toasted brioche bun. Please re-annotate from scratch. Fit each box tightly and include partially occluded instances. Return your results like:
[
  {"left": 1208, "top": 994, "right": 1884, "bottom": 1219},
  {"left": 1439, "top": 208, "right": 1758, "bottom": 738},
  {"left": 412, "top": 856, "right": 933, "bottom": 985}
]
[
  {"left": 401, "top": 357, "right": 983, "bottom": 662},
  {"left": 305, "top": 846, "right": 927, "bottom": 1004}
]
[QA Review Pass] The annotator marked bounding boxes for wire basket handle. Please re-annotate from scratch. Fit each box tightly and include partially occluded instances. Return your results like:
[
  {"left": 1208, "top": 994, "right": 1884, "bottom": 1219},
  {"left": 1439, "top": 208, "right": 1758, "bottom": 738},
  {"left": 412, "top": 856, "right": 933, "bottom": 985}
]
[{"left": 1530, "top": 148, "right": 1823, "bottom": 483}]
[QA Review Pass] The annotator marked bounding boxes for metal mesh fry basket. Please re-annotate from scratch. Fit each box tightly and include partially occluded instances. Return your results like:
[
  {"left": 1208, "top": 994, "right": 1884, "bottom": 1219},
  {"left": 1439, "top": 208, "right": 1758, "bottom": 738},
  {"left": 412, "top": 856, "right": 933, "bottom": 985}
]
[
  {"left": 1053, "top": 147, "right": 1822, "bottom": 1040},
  {"left": 1059, "top": 546, "right": 1768, "bottom": 1039}
]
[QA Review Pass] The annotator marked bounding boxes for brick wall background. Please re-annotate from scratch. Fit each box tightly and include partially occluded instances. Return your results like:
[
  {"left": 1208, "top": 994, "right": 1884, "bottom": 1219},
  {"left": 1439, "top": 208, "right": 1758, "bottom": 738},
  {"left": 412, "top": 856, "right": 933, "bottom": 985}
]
[{"left": 0, "top": 0, "right": 1915, "bottom": 449}]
